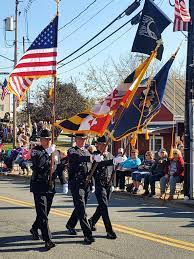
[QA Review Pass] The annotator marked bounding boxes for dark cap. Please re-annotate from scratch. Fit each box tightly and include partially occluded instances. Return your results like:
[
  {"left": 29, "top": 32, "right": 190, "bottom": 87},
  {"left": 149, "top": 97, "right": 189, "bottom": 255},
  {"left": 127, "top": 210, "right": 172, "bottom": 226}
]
[
  {"left": 74, "top": 133, "right": 87, "bottom": 139},
  {"left": 96, "top": 135, "right": 108, "bottom": 143},
  {"left": 40, "top": 129, "right": 52, "bottom": 139}
]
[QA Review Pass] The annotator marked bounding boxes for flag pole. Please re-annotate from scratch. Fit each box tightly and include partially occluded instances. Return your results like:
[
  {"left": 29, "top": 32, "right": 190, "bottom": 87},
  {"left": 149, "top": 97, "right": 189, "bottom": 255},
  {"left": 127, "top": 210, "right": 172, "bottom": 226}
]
[
  {"left": 49, "top": 0, "right": 60, "bottom": 189},
  {"left": 86, "top": 43, "right": 160, "bottom": 184},
  {"left": 184, "top": 0, "right": 194, "bottom": 199},
  {"left": 13, "top": 0, "right": 19, "bottom": 148}
]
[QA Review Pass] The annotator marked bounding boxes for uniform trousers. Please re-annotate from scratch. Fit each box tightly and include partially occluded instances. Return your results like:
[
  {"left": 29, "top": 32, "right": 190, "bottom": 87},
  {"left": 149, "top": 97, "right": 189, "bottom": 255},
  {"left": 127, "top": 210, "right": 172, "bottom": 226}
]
[
  {"left": 32, "top": 192, "right": 54, "bottom": 241},
  {"left": 90, "top": 184, "right": 113, "bottom": 233},
  {"left": 67, "top": 182, "right": 92, "bottom": 237}
]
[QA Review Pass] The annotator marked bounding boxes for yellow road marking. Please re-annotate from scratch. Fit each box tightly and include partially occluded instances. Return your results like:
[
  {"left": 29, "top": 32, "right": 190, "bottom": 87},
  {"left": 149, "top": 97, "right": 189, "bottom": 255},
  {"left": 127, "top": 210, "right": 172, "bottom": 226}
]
[{"left": 0, "top": 195, "right": 194, "bottom": 252}]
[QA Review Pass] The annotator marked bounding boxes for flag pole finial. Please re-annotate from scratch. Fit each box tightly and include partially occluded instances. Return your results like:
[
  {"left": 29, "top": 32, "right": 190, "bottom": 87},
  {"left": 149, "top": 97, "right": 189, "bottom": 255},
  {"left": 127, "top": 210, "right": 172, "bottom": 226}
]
[{"left": 55, "top": 0, "right": 61, "bottom": 14}]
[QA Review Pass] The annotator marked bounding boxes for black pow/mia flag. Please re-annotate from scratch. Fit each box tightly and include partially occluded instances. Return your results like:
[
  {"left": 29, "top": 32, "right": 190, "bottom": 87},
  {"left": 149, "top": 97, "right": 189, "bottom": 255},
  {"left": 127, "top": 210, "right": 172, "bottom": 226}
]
[{"left": 131, "top": 0, "right": 171, "bottom": 60}]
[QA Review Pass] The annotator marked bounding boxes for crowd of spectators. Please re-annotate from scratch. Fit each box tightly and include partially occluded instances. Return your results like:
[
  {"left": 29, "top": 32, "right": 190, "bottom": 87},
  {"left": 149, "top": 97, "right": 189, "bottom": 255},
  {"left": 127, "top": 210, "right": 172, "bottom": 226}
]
[
  {"left": 113, "top": 141, "right": 185, "bottom": 200},
  {"left": 0, "top": 121, "right": 185, "bottom": 201}
]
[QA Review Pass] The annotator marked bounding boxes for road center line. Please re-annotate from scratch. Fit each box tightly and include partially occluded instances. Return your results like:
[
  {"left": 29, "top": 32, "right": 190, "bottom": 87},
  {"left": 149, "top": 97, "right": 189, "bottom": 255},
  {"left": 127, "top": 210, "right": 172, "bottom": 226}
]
[{"left": 0, "top": 195, "right": 194, "bottom": 252}]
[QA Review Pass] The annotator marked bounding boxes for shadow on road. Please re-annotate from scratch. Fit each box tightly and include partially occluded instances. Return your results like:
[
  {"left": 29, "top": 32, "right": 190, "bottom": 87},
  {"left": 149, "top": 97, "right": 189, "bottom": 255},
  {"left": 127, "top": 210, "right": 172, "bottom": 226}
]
[{"left": 0, "top": 232, "right": 106, "bottom": 253}]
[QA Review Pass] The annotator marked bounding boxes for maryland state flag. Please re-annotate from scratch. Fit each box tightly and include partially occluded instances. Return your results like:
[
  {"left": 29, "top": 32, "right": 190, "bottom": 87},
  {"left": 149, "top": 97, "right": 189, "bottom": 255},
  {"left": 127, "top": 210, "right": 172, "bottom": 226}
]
[
  {"left": 131, "top": 0, "right": 171, "bottom": 60},
  {"left": 108, "top": 54, "right": 176, "bottom": 141},
  {"left": 90, "top": 50, "right": 157, "bottom": 117},
  {"left": 90, "top": 57, "right": 151, "bottom": 117},
  {"left": 54, "top": 112, "right": 111, "bottom": 136}
]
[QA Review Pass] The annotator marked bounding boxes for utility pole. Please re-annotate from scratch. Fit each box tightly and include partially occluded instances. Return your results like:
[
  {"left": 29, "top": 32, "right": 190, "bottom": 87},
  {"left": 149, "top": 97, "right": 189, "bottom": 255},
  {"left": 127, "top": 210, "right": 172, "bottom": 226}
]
[
  {"left": 13, "top": 0, "right": 19, "bottom": 148},
  {"left": 184, "top": 0, "right": 194, "bottom": 199},
  {"left": 22, "top": 36, "right": 31, "bottom": 131}
]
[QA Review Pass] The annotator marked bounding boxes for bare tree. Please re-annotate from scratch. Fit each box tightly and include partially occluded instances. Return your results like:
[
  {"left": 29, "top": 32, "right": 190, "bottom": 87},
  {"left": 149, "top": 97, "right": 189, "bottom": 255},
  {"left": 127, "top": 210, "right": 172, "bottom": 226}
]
[{"left": 81, "top": 52, "right": 185, "bottom": 101}]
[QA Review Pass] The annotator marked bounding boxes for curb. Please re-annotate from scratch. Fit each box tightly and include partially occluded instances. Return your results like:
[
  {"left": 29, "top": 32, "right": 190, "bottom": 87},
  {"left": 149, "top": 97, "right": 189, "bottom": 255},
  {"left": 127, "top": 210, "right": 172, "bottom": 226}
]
[{"left": 113, "top": 190, "right": 194, "bottom": 210}]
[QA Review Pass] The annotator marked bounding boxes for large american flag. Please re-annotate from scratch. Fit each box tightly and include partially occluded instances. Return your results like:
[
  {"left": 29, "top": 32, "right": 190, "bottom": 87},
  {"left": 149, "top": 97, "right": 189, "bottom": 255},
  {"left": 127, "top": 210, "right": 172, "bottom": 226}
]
[
  {"left": 173, "top": 0, "right": 191, "bottom": 31},
  {"left": 8, "top": 15, "right": 58, "bottom": 100},
  {"left": 1, "top": 79, "right": 9, "bottom": 101}
]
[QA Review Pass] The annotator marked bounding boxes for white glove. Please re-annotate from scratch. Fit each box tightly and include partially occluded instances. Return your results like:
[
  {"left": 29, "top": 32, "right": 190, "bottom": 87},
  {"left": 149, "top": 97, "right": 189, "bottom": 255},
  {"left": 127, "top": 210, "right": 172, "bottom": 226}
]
[
  {"left": 114, "top": 156, "right": 124, "bottom": 165},
  {"left": 110, "top": 186, "right": 114, "bottom": 192},
  {"left": 46, "top": 144, "right": 56, "bottom": 155},
  {"left": 63, "top": 183, "right": 68, "bottom": 194},
  {"left": 93, "top": 154, "right": 103, "bottom": 162},
  {"left": 91, "top": 186, "right": 95, "bottom": 193}
]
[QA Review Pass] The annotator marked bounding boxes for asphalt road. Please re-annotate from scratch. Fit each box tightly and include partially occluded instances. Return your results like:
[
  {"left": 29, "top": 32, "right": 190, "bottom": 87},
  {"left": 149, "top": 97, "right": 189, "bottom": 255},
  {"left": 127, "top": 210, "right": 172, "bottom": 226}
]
[{"left": 1, "top": 175, "right": 194, "bottom": 259}]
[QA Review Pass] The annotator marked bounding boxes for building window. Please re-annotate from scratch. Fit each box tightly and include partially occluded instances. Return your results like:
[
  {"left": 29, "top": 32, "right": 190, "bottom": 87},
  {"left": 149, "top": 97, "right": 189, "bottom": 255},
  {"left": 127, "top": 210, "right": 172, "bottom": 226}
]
[
  {"left": 149, "top": 136, "right": 163, "bottom": 153},
  {"left": 0, "top": 105, "right": 4, "bottom": 111}
]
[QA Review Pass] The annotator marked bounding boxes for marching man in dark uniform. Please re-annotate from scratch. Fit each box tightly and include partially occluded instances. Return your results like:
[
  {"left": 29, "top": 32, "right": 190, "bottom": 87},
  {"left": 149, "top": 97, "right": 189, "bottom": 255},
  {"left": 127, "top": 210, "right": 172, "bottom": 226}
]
[
  {"left": 66, "top": 133, "right": 95, "bottom": 245},
  {"left": 30, "top": 129, "right": 57, "bottom": 250},
  {"left": 88, "top": 136, "right": 117, "bottom": 239}
]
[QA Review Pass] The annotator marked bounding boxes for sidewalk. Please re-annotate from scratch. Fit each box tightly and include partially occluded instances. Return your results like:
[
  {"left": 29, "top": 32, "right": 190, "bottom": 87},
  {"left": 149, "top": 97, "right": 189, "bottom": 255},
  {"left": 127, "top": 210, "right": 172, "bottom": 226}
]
[{"left": 1, "top": 170, "right": 194, "bottom": 210}]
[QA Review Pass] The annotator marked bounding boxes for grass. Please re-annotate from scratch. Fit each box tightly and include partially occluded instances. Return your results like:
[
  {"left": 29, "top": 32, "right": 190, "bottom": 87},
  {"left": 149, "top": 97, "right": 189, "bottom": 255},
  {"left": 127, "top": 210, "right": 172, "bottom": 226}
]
[{"left": 2, "top": 140, "right": 71, "bottom": 153}]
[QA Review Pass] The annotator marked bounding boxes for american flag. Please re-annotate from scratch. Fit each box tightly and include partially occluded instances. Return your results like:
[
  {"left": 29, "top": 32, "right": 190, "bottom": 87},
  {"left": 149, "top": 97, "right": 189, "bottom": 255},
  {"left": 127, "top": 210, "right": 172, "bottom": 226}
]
[
  {"left": 1, "top": 79, "right": 9, "bottom": 101},
  {"left": 173, "top": 0, "right": 191, "bottom": 31},
  {"left": 8, "top": 15, "right": 58, "bottom": 100},
  {"left": 8, "top": 77, "right": 34, "bottom": 101}
]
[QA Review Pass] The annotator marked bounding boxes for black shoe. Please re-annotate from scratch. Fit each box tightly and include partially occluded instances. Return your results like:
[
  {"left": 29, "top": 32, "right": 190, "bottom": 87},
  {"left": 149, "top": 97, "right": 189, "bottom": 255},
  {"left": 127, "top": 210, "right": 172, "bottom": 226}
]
[
  {"left": 142, "top": 191, "right": 149, "bottom": 196},
  {"left": 106, "top": 232, "right": 117, "bottom": 239},
  {"left": 148, "top": 193, "right": 155, "bottom": 197},
  {"left": 84, "top": 236, "right": 95, "bottom": 245},
  {"left": 45, "top": 240, "right": 55, "bottom": 250},
  {"left": 88, "top": 218, "right": 96, "bottom": 231},
  {"left": 30, "top": 228, "right": 40, "bottom": 240},
  {"left": 66, "top": 224, "right": 77, "bottom": 235},
  {"left": 132, "top": 188, "right": 138, "bottom": 194}
]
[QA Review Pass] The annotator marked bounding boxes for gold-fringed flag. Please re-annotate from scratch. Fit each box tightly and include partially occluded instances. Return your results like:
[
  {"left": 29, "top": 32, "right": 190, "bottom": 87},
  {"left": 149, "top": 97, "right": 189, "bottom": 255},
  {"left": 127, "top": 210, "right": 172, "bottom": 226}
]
[
  {"left": 121, "top": 48, "right": 157, "bottom": 108},
  {"left": 108, "top": 53, "right": 176, "bottom": 141},
  {"left": 54, "top": 112, "right": 111, "bottom": 136},
  {"left": 90, "top": 57, "right": 151, "bottom": 117}
]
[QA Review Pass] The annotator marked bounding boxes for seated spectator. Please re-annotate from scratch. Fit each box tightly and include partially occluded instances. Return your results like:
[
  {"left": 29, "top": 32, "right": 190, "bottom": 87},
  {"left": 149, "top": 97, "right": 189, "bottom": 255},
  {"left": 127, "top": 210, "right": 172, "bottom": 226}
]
[
  {"left": 160, "top": 149, "right": 184, "bottom": 200},
  {"left": 177, "top": 143, "right": 184, "bottom": 158},
  {"left": 19, "top": 148, "right": 31, "bottom": 175},
  {"left": 131, "top": 151, "right": 155, "bottom": 194},
  {"left": 143, "top": 148, "right": 168, "bottom": 197},
  {"left": 116, "top": 149, "right": 141, "bottom": 191},
  {"left": 114, "top": 148, "right": 127, "bottom": 190},
  {"left": 4, "top": 147, "right": 23, "bottom": 172},
  {"left": 16, "top": 135, "right": 31, "bottom": 175}
]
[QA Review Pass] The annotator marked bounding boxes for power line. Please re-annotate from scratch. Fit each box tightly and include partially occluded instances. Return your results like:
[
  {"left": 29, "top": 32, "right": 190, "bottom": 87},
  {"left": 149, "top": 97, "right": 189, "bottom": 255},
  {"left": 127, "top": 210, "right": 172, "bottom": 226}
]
[
  {"left": 58, "top": 12, "right": 141, "bottom": 69},
  {"left": 59, "top": 0, "right": 97, "bottom": 31},
  {"left": 24, "top": 0, "right": 37, "bottom": 12},
  {"left": 0, "top": 54, "right": 14, "bottom": 62},
  {"left": 58, "top": 0, "right": 142, "bottom": 65},
  {"left": 58, "top": 0, "right": 115, "bottom": 44},
  {"left": 58, "top": 25, "right": 134, "bottom": 74}
]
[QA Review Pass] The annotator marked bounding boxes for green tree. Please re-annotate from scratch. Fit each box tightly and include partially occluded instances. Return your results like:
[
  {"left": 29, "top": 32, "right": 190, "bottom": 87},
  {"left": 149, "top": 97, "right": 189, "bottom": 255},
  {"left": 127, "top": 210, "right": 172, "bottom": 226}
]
[{"left": 18, "top": 80, "right": 91, "bottom": 124}]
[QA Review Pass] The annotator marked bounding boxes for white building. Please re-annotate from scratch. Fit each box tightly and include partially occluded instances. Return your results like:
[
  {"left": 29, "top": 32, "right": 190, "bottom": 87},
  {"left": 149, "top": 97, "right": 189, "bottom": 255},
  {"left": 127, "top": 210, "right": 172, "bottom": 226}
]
[{"left": 0, "top": 89, "right": 10, "bottom": 119}]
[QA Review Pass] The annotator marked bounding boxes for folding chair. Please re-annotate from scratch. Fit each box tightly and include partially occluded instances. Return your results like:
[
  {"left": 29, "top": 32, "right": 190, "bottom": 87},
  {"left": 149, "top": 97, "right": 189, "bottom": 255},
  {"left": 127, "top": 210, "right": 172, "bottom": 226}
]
[{"left": 163, "top": 177, "right": 184, "bottom": 201}]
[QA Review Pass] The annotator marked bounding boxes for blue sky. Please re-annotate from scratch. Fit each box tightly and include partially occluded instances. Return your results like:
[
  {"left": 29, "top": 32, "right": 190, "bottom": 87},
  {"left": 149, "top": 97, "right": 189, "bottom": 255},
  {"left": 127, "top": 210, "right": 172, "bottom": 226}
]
[{"left": 0, "top": 0, "right": 188, "bottom": 94}]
